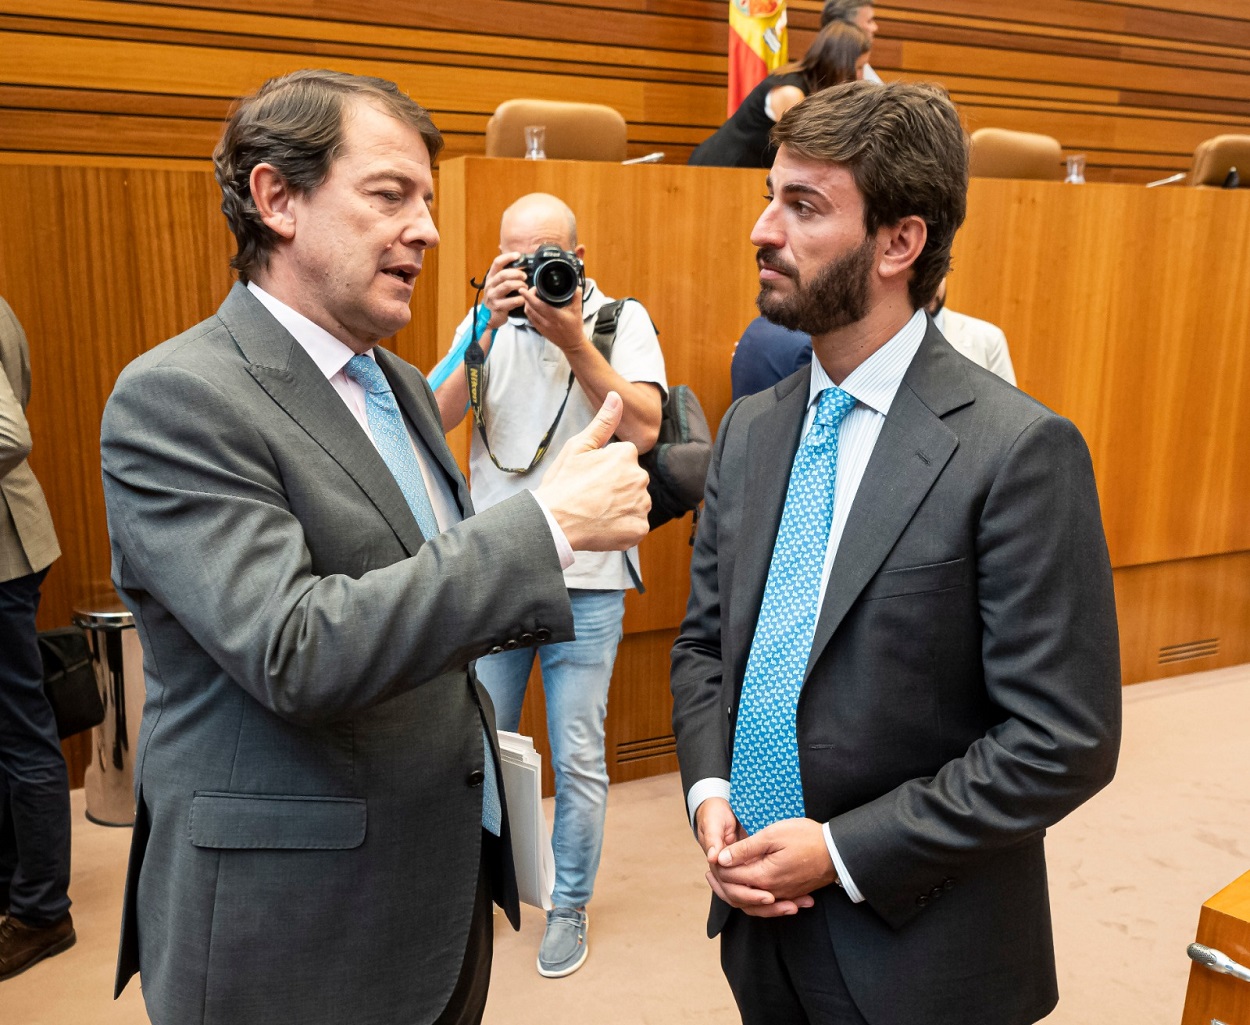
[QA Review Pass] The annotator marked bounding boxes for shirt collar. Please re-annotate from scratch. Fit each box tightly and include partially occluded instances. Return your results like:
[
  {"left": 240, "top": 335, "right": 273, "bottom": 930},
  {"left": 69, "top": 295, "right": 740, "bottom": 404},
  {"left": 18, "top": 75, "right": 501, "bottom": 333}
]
[
  {"left": 247, "top": 281, "right": 374, "bottom": 379},
  {"left": 807, "top": 307, "right": 927, "bottom": 417}
]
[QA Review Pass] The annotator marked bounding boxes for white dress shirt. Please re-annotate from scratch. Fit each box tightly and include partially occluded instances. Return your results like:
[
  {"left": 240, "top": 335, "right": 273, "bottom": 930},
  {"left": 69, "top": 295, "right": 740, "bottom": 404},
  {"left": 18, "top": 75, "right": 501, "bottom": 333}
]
[{"left": 687, "top": 307, "right": 928, "bottom": 904}]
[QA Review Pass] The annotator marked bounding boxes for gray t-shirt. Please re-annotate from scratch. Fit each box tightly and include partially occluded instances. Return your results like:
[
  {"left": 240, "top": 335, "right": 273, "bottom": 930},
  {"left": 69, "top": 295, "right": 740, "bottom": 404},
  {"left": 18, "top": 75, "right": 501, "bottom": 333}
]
[{"left": 450, "top": 280, "right": 668, "bottom": 590}]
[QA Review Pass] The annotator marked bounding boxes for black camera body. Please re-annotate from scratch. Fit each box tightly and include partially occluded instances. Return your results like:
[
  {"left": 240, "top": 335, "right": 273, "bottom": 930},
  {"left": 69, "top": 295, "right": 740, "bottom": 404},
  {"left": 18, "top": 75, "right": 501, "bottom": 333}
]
[{"left": 509, "top": 244, "right": 585, "bottom": 309}]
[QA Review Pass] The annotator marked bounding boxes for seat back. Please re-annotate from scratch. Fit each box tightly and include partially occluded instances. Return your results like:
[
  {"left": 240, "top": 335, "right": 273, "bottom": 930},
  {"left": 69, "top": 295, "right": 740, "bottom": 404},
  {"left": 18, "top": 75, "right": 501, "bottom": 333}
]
[
  {"left": 484, "top": 99, "right": 628, "bottom": 162},
  {"left": 969, "top": 127, "right": 1063, "bottom": 181},
  {"left": 1188, "top": 134, "right": 1250, "bottom": 186}
]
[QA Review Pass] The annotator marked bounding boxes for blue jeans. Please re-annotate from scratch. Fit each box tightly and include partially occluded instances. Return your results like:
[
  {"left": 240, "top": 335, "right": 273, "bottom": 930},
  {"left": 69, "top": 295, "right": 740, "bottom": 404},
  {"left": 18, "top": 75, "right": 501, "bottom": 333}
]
[
  {"left": 475, "top": 589, "right": 624, "bottom": 910},
  {"left": 0, "top": 568, "right": 72, "bottom": 926}
]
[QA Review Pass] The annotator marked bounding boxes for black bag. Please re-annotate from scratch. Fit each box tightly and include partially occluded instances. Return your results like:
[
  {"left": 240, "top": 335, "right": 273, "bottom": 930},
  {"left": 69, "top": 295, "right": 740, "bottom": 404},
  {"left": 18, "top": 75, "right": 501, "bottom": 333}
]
[
  {"left": 589, "top": 300, "right": 712, "bottom": 532},
  {"left": 38, "top": 627, "right": 105, "bottom": 739}
]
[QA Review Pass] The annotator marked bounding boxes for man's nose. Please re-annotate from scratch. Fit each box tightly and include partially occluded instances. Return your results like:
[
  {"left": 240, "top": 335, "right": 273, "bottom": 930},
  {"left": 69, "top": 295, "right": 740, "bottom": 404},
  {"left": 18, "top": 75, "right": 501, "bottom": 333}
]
[
  {"left": 404, "top": 206, "right": 440, "bottom": 250},
  {"left": 749, "top": 206, "right": 780, "bottom": 250}
]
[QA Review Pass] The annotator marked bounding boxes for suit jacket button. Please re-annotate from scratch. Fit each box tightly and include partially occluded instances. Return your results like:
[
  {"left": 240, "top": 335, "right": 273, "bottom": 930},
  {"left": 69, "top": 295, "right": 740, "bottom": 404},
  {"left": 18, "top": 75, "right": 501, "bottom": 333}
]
[
  {"left": 916, "top": 894, "right": 930, "bottom": 907},
  {"left": 503, "top": 639, "right": 519, "bottom": 650},
  {"left": 467, "top": 769, "right": 485, "bottom": 787}
]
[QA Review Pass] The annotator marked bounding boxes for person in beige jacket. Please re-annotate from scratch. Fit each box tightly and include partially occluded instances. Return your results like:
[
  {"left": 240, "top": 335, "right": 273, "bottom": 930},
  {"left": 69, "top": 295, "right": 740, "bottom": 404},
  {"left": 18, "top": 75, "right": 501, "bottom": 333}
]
[{"left": 0, "top": 294, "right": 73, "bottom": 982}]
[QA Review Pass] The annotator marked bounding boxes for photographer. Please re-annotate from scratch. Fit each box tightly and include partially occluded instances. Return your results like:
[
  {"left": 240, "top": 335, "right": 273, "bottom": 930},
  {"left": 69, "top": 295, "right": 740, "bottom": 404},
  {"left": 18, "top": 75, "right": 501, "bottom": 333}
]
[{"left": 433, "top": 193, "right": 666, "bottom": 980}]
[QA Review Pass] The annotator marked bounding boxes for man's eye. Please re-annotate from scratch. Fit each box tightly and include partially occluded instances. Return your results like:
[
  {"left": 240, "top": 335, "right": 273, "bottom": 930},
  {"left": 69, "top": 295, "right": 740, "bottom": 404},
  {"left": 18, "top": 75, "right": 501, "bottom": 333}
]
[{"left": 762, "top": 194, "right": 775, "bottom": 203}]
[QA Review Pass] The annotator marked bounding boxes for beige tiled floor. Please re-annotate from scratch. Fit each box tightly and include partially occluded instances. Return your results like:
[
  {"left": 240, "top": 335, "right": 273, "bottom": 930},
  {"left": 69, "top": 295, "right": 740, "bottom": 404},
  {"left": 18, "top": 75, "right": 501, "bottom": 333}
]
[{"left": 6, "top": 662, "right": 1249, "bottom": 1025}]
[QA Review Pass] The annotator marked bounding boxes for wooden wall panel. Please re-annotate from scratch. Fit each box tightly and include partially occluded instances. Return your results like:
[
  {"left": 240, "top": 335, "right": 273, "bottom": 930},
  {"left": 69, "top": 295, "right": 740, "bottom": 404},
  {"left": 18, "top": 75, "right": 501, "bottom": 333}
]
[
  {"left": 1114, "top": 554, "right": 1250, "bottom": 686},
  {"left": 1, "top": 0, "right": 1247, "bottom": 180},
  {"left": 951, "top": 178, "right": 1250, "bottom": 568}
]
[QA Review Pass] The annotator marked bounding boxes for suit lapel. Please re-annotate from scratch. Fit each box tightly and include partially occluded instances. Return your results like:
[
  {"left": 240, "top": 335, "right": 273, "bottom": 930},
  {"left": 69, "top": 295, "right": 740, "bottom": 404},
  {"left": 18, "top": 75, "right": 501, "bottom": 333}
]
[
  {"left": 804, "top": 326, "right": 973, "bottom": 677},
  {"left": 728, "top": 373, "right": 809, "bottom": 681},
  {"left": 216, "top": 284, "right": 426, "bottom": 556}
]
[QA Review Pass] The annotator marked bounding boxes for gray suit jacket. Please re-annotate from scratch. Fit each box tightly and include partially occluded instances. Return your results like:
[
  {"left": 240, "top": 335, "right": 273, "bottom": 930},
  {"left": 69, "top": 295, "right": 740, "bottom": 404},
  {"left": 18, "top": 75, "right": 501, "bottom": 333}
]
[
  {"left": 671, "top": 322, "right": 1121, "bottom": 1025},
  {"left": 1, "top": 296, "right": 60, "bottom": 583},
  {"left": 101, "top": 284, "right": 574, "bottom": 1025}
]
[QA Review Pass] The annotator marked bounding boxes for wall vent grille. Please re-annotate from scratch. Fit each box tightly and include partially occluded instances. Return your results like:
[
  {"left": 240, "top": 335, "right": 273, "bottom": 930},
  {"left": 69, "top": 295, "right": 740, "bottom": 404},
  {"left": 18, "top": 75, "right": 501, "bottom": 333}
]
[
  {"left": 617, "top": 734, "right": 677, "bottom": 764},
  {"left": 1157, "top": 638, "right": 1219, "bottom": 665}
]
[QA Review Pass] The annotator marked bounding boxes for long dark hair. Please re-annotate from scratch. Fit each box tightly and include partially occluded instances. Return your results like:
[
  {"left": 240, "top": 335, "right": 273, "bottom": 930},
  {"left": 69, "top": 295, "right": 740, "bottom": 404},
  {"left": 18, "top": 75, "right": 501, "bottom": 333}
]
[{"left": 779, "top": 22, "right": 871, "bottom": 95}]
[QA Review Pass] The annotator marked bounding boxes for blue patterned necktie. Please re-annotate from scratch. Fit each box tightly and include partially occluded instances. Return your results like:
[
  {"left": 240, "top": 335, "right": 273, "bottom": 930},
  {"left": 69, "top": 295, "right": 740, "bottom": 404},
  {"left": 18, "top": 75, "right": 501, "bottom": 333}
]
[
  {"left": 343, "top": 354, "right": 501, "bottom": 836},
  {"left": 730, "top": 385, "right": 857, "bottom": 835}
]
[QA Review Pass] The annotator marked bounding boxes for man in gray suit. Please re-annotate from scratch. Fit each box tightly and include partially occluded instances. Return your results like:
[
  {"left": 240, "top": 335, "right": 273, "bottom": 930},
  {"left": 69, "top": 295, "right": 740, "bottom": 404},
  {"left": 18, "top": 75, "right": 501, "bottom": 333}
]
[
  {"left": 670, "top": 82, "right": 1121, "bottom": 1024},
  {"left": 101, "top": 70, "right": 649, "bottom": 1025},
  {"left": 0, "top": 296, "right": 73, "bottom": 980}
]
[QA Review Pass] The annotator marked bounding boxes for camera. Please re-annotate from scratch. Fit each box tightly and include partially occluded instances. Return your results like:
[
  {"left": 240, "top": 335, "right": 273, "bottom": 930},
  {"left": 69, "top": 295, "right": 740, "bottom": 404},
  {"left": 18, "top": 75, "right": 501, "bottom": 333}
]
[{"left": 509, "top": 244, "right": 585, "bottom": 308}]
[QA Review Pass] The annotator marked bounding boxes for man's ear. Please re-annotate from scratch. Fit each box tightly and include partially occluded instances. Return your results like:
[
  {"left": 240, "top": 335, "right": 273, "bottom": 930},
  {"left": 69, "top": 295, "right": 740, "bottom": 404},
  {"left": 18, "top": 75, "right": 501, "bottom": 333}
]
[
  {"left": 250, "top": 164, "right": 297, "bottom": 241},
  {"left": 574, "top": 243, "right": 587, "bottom": 261},
  {"left": 877, "top": 215, "right": 927, "bottom": 285}
]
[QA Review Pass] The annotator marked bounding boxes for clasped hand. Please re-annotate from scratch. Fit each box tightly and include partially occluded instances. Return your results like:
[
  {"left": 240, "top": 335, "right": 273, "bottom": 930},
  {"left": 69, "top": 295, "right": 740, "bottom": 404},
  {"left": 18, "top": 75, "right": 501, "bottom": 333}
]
[
  {"left": 482, "top": 251, "right": 585, "bottom": 353},
  {"left": 695, "top": 797, "right": 838, "bottom": 917}
]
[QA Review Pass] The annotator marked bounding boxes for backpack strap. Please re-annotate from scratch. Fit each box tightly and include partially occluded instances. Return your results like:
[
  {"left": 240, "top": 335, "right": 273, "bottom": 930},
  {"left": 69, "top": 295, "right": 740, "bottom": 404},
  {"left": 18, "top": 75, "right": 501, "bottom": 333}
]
[{"left": 589, "top": 299, "right": 628, "bottom": 362}]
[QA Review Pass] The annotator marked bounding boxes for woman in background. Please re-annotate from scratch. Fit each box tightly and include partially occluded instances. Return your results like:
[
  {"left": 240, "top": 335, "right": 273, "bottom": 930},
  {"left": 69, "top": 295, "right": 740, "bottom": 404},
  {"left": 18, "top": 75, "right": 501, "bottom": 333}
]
[{"left": 688, "top": 21, "right": 871, "bottom": 168}]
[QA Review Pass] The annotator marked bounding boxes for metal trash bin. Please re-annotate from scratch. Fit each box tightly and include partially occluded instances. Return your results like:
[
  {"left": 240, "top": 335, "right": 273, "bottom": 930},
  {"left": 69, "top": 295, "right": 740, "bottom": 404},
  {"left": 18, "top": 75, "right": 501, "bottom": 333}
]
[{"left": 73, "top": 596, "right": 144, "bottom": 827}]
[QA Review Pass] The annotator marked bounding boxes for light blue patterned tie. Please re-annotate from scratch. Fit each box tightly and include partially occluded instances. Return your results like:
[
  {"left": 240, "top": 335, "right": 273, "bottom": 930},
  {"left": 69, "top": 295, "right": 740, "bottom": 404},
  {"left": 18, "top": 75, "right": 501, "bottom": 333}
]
[
  {"left": 343, "top": 354, "right": 501, "bottom": 836},
  {"left": 730, "top": 385, "right": 857, "bottom": 835}
]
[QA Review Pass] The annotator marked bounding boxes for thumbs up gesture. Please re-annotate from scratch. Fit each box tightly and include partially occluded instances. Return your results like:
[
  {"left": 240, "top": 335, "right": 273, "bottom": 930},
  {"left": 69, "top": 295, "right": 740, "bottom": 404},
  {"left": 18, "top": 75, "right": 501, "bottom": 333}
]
[{"left": 535, "top": 392, "right": 651, "bottom": 552}]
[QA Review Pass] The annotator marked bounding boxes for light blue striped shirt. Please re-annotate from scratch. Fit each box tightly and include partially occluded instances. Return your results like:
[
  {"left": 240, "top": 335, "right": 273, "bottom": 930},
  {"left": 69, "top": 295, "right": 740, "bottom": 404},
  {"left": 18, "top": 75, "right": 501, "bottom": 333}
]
[{"left": 689, "top": 308, "right": 928, "bottom": 904}]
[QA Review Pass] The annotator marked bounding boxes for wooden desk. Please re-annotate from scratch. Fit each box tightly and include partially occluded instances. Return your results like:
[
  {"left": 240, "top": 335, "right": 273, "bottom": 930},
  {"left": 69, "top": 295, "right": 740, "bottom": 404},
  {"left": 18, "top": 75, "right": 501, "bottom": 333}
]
[{"left": 1182, "top": 871, "right": 1250, "bottom": 1025}]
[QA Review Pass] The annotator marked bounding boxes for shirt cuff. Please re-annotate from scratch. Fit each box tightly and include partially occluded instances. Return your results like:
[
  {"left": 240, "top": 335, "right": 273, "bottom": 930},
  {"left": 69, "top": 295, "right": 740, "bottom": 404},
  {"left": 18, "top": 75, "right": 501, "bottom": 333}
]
[
  {"left": 532, "top": 494, "right": 575, "bottom": 570},
  {"left": 822, "top": 823, "right": 865, "bottom": 903},
  {"left": 686, "top": 777, "right": 731, "bottom": 828}
]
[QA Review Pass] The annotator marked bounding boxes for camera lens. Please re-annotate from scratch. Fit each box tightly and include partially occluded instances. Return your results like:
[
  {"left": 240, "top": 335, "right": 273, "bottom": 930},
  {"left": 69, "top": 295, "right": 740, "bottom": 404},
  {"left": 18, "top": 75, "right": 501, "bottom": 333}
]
[{"left": 535, "top": 262, "right": 577, "bottom": 305}]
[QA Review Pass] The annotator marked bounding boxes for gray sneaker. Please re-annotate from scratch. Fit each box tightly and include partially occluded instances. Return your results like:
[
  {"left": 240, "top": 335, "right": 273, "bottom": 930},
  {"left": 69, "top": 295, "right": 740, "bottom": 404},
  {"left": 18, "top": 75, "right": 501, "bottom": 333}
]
[{"left": 537, "top": 906, "right": 588, "bottom": 978}]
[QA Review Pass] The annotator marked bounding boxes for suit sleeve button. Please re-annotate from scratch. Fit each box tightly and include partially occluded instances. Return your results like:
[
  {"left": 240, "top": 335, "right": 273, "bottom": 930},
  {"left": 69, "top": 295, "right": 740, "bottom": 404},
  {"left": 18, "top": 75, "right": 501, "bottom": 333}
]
[
  {"left": 488, "top": 645, "right": 504, "bottom": 655},
  {"left": 467, "top": 769, "right": 485, "bottom": 787},
  {"left": 943, "top": 878, "right": 955, "bottom": 890},
  {"left": 535, "top": 628, "right": 551, "bottom": 641},
  {"left": 930, "top": 886, "right": 944, "bottom": 900},
  {"left": 503, "top": 639, "right": 519, "bottom": 650},
  {"left": 520, "top": 632, "right": 534, "bottom": 644},
  {"left": 916, "top": 894, "right": 930, "bottom": 907}
]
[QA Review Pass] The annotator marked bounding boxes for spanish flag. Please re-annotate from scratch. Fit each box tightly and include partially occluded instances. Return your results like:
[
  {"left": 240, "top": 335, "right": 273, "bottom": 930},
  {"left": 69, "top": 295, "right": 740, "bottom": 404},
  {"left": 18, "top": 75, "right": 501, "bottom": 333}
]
[{"left": 728, "top": 0, "right": 788, "bottom": 116}]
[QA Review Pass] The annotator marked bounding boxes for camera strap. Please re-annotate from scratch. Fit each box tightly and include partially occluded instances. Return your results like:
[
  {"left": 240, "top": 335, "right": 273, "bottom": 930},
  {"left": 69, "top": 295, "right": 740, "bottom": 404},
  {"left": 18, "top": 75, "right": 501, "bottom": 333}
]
[{"left": 463, "top": 281, "right": 577, "bottom": 476}]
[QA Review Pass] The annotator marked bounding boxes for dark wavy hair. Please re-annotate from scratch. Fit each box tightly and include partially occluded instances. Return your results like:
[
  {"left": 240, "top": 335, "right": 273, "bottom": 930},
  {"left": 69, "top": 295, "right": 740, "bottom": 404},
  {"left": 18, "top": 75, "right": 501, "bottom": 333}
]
[
  {"left": 771, "top": 81, "right": 969, "bottom": 310},
  {"left": 790, "top": 22, "right": 871, "bottom": 95},
  {"left": 213, "top": 69, "right": 443, "bottom": 283}
]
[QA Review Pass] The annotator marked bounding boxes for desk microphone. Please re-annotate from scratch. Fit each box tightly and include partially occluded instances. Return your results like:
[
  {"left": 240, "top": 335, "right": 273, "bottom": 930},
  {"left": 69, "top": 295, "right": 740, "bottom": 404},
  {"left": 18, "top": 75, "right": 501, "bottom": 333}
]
[
  {"left": 1188, "top": 942, "right": 1250, "bottom": 983},
  {"left": 1223, "top": 167, "right": 1240, "bottom": 189}
]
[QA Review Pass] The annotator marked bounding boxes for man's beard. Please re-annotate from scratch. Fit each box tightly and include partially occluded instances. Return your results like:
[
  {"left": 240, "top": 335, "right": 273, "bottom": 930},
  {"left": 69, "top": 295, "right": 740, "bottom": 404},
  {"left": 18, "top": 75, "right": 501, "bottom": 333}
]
[{"left": 756, "top": 235, "right": 876, "bottom": 335}]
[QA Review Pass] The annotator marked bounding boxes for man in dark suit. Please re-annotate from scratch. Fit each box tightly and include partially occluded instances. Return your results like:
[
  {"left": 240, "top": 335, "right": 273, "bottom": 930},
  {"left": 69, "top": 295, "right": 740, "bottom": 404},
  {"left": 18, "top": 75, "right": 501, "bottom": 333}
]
[
  {"left": 670, "top": 81, "right": 1121, "bottom": 1025},
  {"left": 101, "top": 70, "right": 649, "bottom": 1025}
]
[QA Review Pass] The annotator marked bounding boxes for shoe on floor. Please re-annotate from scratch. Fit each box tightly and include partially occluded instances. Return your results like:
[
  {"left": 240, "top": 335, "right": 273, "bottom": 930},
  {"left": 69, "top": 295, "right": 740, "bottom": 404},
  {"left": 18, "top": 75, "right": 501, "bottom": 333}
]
[
  {"left": 0, "top": 912, "right": 76, "bottom": 982},
  {"left": 537, "top": 906, "right": 588, "bottom": 978}
]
